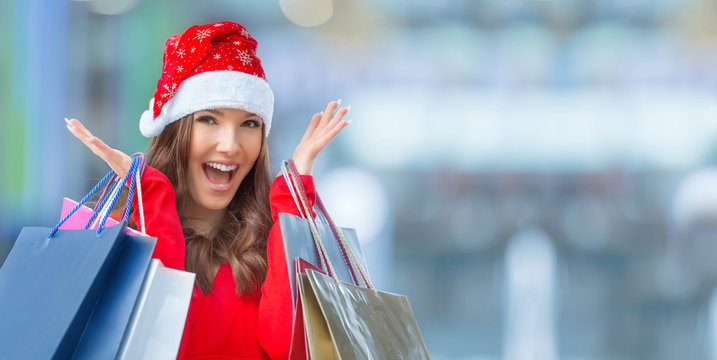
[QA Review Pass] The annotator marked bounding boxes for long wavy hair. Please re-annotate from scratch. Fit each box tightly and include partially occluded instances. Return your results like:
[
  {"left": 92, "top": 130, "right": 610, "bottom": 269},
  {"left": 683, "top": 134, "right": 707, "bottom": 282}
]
[{"left": 145, "top": 114, "right": 273, "bottom": 296}]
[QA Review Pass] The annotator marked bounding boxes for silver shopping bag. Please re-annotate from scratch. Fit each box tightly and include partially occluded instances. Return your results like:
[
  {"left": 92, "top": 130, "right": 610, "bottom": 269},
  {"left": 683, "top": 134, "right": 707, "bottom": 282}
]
[{"left": 117, "top": 259, "right": 195, "bottom": 360}]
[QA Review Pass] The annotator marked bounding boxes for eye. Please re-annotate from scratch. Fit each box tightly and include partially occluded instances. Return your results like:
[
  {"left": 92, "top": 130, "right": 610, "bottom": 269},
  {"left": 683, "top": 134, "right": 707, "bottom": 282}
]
[
  {"left": 196, "top": 115, "right": 216, "bottom": 125},
  {"left": 242, "top": 119, "right": 261, "bottom": 128}
]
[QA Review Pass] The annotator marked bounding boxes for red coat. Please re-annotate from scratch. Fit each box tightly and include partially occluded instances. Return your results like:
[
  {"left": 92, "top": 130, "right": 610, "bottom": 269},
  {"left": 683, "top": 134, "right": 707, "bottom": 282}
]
[{"left": 131, "top": 166, "right": 314, "bottom": 360}]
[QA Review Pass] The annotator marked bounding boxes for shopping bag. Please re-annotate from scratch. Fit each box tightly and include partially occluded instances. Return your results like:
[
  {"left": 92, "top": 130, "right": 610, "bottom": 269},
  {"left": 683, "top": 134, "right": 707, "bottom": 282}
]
[
  {"left": 54, "top": 156, "right": 157, "bottom": 359},
  {"left": 282, "top": 159, "right": 430, "bottom": 359},
  {"left": 0, "top": 223, "right": 127, "bottom": 359},
  {"left": 0, "top": 156, "right": 142, "bottom": 359},
  {"left": 302, "top": 269, "right": 430, "bottom": 360},
  {"left": 59, "top": 198, "right": 144, "bottom": 236},
  {"left": 59, "top": 156, "right": 193, "bottom": 359},
  {"left": 289, "top": 258, "right": 324, "bottom": 360},
  {"left": 0, "top": 235, "right": 15, "bottom": 268},
  {"left": 117, "top": 258, "right": 195, "bottom": 360},
  {"left": 72, "top": 232, "right": 156, "bottom": 359},
  {"left": 279, "top": 160, "right": 371, "bottom": 308}
]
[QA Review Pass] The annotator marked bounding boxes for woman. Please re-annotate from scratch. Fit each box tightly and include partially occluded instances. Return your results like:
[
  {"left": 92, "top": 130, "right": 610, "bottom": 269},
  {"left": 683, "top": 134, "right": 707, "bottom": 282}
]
[{"left": 66, "top": 21, "right": 348, "bottom": 359}]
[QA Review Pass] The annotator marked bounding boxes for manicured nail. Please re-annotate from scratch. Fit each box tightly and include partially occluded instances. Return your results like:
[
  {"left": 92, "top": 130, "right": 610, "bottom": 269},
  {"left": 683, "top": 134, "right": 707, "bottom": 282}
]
[
  {"left": 65, "top": 117, "right": 72, "bottom": 126},
  {"left": 345, "top": 119, "right": 352, "bottom": 124},
  {"left": 336, "top": 99, "right": 342, "bottom": 106},
  {"left": 346, "top": 105, "right": 352, "bottom": 112},
  {"left": 320, "top": 111, "right": 324, "bottom": 115},
  {"left": 66, "top": 124, "right": 75, "bottom": 134}
]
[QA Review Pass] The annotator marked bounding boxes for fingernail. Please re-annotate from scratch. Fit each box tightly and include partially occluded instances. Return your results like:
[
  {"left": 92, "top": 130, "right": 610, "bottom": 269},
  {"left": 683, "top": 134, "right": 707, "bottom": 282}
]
[
  {"left": 345, "top": 119, "right": 352, "bottom": 124},
  {"left": 346, "top": 105, "right": 352, "bottom": 112},
  {"left": 336, "top": 99, "right": 342, "bottom": 106},
  {"left": 320, "top": 111, "right": 324, "bottom": 115},
  {"left": 66, "top": 124, "right": 75, "bottom": 134},
  {"left": 65, "top": 118, "right": 72, "bottom": 126}
]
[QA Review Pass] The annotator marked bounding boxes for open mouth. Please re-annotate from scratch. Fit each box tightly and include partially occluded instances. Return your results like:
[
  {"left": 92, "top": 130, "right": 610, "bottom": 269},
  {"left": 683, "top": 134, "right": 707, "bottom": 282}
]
[{"left": 202, "top": 161, "right": 238, "bottom": 188}]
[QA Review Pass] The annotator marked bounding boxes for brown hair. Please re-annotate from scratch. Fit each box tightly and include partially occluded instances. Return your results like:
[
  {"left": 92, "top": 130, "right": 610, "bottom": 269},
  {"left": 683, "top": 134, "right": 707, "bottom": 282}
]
[{"left": 145, "top": 114, "right": 273, "bottom": 296}]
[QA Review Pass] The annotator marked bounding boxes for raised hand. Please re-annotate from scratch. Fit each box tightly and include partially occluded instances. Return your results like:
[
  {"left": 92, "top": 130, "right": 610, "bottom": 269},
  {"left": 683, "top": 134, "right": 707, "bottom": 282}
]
[
  {"left": 291, "top": 100, "right": 350, "bottom": 175},
  {"left": 65, "top": 118, "right": 133, "bottom": 177}
]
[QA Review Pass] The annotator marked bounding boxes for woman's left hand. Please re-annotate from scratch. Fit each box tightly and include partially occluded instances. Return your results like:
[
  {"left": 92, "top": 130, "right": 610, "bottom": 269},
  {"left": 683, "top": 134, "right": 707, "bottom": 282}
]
[{"left": 291, "top": 99, "right": 350, "bottom": 175}]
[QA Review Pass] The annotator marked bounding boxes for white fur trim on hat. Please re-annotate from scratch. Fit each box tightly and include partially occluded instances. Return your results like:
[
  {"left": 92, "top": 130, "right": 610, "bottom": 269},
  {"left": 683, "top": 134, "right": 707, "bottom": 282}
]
[{"left": 139, "top": 70, "right": 274, "bottom": 138}]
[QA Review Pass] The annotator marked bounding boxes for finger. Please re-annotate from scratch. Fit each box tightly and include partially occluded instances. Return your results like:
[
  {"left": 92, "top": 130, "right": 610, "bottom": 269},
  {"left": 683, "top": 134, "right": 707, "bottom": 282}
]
[
  {"left": 84, "top": 136, "right": 107, "bottom": 159},
  {"left": 320, "top": 100, "right": 341, "bottom": 124},
  {"left": 66, "top": 122, "right": 100, "bottom": 156},
  {"left": 325, "top": 120, "right": 349, "bottom": 142},
  {"left": 296, "top": 113, "right": 321, "bottom": 149},
  {"left": 327, "top": 106, "right": 350, "bottom": 127},
  {"left": 87, "top": 136, "right": 115, "bottom": 158},
  {"left": 302, "top": 113, "right": 321, "bottom": 140},
  {"left": 70, "top": 120, "right": 118, "bottom": 164},
  {"left": 68, "top": 119, "right": 112, "bottom": 160},
  {"left": 65, "top": 118, "right": 83, "bottom": 139},
  {"left": 67, "top": 118, "right": 97, "bottom": 149},
  {"left": 312, "top": 120, "right": 348, "bottom": 152},
  {"left": 67, "top": 118, "right": 93, "bottom": 139}
]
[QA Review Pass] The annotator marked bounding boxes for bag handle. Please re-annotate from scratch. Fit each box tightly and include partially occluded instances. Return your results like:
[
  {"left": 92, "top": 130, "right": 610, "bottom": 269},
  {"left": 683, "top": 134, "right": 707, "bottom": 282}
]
[
  {"left": 83, "top": 156, "right": 140, "bottom": 232},
  {"left": 49, "top": 156, "right": 141, "bottom": 237},
  {"left": 281, "top": 163, "right": 307, "bottom": 220},
  {"left": 93, "top": 153, "right": 147, "bottom": 233},
  {"left": 314, "top": 195, "right": 374, "bottom": 289},
  {"left": 282, "top": 160, "right": 374, "bottom": 289},
  {"left": 282, "top": 160, "right": 334, "bottom": 278}
]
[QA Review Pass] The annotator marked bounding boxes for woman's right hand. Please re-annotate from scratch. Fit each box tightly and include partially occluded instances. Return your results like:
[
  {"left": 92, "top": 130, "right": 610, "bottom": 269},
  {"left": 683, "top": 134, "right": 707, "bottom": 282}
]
[{"left": 65, "top": 118, "right": 133, "bottom": 177}]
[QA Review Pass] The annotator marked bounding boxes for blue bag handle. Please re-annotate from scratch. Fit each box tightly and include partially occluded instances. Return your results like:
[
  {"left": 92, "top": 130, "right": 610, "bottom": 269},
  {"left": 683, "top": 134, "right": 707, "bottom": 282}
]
[{"left": 48, "top": 156, "right": 141, "bottom": 238}]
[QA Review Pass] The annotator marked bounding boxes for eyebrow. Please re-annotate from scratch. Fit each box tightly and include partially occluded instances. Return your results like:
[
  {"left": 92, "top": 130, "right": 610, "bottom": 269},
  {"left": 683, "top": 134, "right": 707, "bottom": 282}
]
[{"left": 202, "top": 109, "right": 262, "bottom": 121}]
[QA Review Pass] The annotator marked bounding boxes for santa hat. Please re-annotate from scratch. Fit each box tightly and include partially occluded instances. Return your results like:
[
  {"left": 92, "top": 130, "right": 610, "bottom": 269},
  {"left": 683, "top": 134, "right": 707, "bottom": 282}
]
[{"left": 139, "top": 21, "right": 273, "bottom": 138}]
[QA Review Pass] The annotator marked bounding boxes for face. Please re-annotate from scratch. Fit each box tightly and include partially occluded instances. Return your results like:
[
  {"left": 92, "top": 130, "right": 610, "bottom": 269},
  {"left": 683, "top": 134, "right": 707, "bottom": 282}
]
[{"left": 184, "top": 108, "right": 263, "bottom": 219}]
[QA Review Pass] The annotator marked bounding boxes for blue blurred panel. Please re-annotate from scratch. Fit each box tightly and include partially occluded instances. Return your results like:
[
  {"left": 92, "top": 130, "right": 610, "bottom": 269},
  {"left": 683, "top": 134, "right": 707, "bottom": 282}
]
[{"left": 2, "top": 0, "right": 69, "bottom": 236}]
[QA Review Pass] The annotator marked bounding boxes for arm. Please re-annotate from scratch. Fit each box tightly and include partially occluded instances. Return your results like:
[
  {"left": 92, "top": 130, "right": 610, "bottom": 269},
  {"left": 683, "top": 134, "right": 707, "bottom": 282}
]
[
  {"left": 131, "top": 166, "right": 186, "bottom": 271},
  {"left": 256, "top": 174, "right": 316, "bottom": 360},
  {"left": 256, "top": 99, "right": 347, "bottom": 359},
  {"left": 65, "top": 119, "right": 186, "bottom": 270}
]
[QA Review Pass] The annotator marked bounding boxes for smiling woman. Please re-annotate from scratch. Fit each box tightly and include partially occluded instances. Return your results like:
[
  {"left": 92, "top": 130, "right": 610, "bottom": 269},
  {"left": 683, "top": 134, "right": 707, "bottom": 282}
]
[
  {"left": 143, "top": 108, "right": 272, "bottom": 296},
  {"left": 65, "top": 21, "right": 349, "bottom": 360}
]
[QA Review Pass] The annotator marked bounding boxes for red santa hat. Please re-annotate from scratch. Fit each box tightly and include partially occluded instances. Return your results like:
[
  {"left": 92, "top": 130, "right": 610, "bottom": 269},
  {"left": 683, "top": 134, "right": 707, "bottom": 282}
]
[{"left": 139, "top": 21, "right": 273, "bottom": 138}]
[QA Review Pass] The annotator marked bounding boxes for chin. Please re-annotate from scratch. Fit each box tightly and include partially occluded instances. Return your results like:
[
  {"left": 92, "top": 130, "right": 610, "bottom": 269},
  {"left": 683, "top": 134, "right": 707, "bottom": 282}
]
[{"left": 201, "top": 196, "right": 234, "bottom": 211}]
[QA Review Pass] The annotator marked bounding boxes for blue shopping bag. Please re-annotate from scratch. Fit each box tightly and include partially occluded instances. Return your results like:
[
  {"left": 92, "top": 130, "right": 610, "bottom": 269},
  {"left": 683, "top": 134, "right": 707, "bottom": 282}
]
[
  {"left": 0, "top": 224, "right": 127, "bottom": 359},
  {"left": 57, "top": 156, "right": 158, "bottom": 359},
  {"left": 72, "top": 231, "right": 157, "bottom": 359},
  {"left": 0, "top": 157, "right": 147, "bottom": 359}
]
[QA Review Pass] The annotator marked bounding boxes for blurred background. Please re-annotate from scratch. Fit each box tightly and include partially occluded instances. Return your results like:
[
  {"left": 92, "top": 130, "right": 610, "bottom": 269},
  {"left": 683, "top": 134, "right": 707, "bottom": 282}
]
[{"left": 2, "top": 0, "right": 717, "bottom": 358}]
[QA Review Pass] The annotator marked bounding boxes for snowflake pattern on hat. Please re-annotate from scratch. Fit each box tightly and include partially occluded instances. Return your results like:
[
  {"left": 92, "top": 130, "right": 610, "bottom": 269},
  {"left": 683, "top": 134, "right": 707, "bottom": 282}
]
[
  {"left": 152, "top": 21, "right": 266, "bottom": 120},
  {"left": 139, "top": 21, "right": 274, "bottom": 138}
]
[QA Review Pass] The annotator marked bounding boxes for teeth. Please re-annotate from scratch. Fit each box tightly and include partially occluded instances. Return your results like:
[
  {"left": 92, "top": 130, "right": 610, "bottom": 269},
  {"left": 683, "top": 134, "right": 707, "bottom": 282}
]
[{"left": 206, "top": 162, "right": 236, "bottom": 172}]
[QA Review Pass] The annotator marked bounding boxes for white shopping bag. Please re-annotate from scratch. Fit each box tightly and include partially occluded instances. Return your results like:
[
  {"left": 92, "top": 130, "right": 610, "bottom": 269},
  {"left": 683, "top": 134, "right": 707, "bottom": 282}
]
[{"left": 117, "top": 259, "right": 195, "bottom": 360}]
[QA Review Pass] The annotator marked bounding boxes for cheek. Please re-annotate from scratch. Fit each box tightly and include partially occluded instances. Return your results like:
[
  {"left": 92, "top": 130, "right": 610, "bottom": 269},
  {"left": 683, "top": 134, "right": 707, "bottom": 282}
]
[
  {"left": 188, "top": 126, "right": 209, "bottom": 161},
  {"left": 186, "top": 132, "right": 207, "bottom": 187},
  {"left": 243, "top": 134, "right": 263, "bottom": 162}
]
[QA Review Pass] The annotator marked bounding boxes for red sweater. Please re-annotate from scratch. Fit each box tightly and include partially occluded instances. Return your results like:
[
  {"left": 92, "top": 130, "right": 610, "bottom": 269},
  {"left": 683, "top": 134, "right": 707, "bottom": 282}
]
[{"left": 131, "top": 166, "right": 313, "bottom": 360}]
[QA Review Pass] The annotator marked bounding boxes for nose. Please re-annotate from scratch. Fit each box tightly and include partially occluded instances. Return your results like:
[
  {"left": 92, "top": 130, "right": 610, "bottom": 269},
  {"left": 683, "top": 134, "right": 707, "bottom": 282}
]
[{"left": 216, "top": 127, "right": 241, "bottom": 155}]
